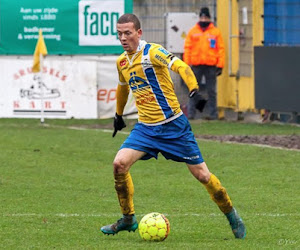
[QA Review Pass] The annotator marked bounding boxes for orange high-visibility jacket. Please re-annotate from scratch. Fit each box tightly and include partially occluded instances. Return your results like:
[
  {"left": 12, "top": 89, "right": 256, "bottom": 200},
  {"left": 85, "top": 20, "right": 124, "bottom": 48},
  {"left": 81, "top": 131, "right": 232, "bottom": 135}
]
[{"left": 183, "top": 23, "right": 225, "bottom": 68}]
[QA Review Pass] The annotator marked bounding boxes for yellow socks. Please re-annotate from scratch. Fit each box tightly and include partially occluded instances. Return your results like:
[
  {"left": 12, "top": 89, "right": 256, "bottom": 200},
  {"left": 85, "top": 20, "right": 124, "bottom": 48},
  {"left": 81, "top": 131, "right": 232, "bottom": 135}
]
[
  {"left": 203, "top": 174, "right": 233, "bottom": 214},
  {"left": 114, "top": 172, "right": 232, "bottom": 215},
  {"left": 114, "top": 172, "right": 135, "bottom": 215}
]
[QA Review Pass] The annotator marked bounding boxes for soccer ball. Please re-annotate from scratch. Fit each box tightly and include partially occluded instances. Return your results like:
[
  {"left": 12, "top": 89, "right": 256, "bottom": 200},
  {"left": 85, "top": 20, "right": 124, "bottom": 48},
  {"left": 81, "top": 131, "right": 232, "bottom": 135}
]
[{"left": 138, "top": 212, "right": 170, "bottom": 241}]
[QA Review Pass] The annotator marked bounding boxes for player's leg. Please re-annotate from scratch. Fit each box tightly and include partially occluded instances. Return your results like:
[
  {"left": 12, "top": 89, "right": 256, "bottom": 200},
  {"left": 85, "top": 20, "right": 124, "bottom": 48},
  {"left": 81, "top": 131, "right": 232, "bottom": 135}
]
[
  {"left": 187, "top": 162, "right": 233, "bottom": 212},
  {"left": 187, "top": 162, "right": 246, "bottom": 239},
  {"left": 113, "top": 148, "right": 146, "bottom": 215},
  {"left": 155, "top": 114, "right": 245, "bottom": 238},
  {"left": 101, "top": 148, "right": 146, "bottom": 235}
]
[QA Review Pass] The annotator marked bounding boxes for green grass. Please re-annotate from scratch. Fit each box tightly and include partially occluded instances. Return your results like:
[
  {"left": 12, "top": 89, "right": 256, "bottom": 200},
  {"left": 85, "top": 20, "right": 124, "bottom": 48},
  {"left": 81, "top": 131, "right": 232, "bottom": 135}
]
[
  {"left": 189, "top": 119, "right": 300, "bottom": 135},
  {"left": 1, "top": 118, "right": 300, "bottom": 249}
]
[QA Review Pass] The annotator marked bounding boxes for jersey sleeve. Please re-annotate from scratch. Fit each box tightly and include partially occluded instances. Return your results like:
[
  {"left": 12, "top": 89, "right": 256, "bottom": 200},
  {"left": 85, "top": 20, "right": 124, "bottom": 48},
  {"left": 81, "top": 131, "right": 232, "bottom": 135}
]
[
  {"left": 115, "top": 60, "right": 130, "bottom": 115},
  {"left": 171, "top": 58, "right": 199, "bottom": 92},
  {"left": 150, "top": 45, "right": 198, "bottom": 93},
  {"left": 116, "top": 60, "right": 126, "bottom": 85},
  {"left": 150, "top": 45, "right": 178, "bottom": 69}
]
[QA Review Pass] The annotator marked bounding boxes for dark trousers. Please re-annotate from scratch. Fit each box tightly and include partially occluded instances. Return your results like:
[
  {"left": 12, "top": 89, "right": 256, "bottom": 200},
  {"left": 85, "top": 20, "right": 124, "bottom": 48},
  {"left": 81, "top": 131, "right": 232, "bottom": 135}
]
[{"left": 188, "top": 65, "right": 217, "bottom": 119}]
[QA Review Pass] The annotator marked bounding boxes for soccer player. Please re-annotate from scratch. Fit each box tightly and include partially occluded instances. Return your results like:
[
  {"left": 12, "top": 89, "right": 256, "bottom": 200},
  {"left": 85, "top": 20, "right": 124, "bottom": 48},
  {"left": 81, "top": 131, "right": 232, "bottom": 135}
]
[{"left": 100, "top": 14, "right": 246, "bottom": 239}]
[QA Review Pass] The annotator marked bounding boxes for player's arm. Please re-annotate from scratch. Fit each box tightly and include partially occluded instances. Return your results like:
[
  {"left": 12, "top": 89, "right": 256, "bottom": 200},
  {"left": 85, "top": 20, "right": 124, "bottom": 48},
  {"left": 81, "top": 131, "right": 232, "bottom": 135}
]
[
  {"left": 116, "top": 82, "right": 130, "bottom": 115},
  {"left": 170, "top": 59, "right": 198, "bottom": 93},
  {"left": 152, "top": 46, "right": 207, "bottom": 112},
  {"left": 171, "top": 58, "right": 207, "bottom": 112},
  {"left": 113, "top": 64, "right": 130, "bottom": 137},
  {"left": 151, "top": 45, "right": 198, "bottom": 93}
]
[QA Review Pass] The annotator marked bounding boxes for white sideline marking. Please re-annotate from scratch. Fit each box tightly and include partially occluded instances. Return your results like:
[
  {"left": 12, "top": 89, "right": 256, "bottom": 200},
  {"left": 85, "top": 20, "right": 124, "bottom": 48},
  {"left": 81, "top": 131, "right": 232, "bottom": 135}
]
[
  {"left": 3, "top": 212, "right": 299, "bottom": 218},
  {"left": 67, "top": 126, "right": 130, "bottom": 135},
  {"left": 198, "top": 138, "right": 300, "bottom": 152},
  {"left": 65, "top": 126, "right": 300, "bottom": 152}
]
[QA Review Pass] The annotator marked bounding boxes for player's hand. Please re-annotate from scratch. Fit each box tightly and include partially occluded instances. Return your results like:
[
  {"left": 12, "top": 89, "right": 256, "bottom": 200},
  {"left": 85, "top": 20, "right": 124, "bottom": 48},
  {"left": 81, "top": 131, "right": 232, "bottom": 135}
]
[
  {"left": 189, "top": 89, "right": 207, "bottom": 113},
  {"left": 112, "top": 113, "right": 126, "bottom": 137},
  {"left": 216, "top": 67, "right": 222, "bottom": 76}
]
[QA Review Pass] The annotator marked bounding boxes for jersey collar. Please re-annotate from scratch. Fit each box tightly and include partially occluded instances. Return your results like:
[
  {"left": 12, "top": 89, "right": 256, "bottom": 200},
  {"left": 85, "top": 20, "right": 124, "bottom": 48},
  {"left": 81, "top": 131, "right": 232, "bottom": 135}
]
[{"left": 125, "top": 40, "right": 147, "bottom": 66}]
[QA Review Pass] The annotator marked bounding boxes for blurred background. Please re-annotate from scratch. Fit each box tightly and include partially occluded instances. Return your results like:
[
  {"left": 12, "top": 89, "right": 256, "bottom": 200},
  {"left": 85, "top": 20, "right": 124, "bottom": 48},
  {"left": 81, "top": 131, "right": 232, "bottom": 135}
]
[{"left": 0, "top": 0, "right": 299, "bottom": 123}]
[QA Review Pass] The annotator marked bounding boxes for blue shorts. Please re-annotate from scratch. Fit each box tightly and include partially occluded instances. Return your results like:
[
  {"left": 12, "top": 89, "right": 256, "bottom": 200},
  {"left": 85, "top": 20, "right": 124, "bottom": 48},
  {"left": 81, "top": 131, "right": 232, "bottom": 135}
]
[{"left": 120, "top": 114, "right": 204, "bottom": 165}]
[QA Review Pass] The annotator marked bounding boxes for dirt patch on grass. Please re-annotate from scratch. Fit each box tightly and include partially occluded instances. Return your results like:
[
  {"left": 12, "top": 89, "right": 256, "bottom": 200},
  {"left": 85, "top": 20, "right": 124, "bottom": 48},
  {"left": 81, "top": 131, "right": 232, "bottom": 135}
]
[
  {"left": 195, "top": 134, "right": 300, "bottom": 150},
  {"left": 70, "top": 123, "right": 300, "bottom": 151}
]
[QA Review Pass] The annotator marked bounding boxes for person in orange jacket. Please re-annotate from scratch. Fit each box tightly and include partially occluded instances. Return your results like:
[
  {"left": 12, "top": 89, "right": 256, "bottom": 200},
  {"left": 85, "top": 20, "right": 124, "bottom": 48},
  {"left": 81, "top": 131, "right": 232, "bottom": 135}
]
[{"left": 184, "top": 7, "right": 225, "bottom": 120}]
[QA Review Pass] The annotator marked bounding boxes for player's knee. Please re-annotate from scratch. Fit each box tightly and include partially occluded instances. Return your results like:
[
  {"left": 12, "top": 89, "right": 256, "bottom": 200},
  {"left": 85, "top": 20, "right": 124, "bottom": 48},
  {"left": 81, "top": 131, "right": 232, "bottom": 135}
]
[
  {"left": 197, "top": 171, "right": 211, "bottom": 184},
  {"left": 195, "top": 166, "right": 211, "bottom": 183},
  {"left": 113, "top": 158, "right": 128, "bottom": 174},
  {"left": 188, "top": 162, "right": 211, "bottom": 183}
]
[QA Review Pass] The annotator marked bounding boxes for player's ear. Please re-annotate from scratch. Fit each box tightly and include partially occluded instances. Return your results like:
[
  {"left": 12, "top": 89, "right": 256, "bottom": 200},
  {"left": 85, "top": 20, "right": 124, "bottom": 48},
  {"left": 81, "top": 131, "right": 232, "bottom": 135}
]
[{"left": 137, "top": 28, "right": 142, "bottom": 37}]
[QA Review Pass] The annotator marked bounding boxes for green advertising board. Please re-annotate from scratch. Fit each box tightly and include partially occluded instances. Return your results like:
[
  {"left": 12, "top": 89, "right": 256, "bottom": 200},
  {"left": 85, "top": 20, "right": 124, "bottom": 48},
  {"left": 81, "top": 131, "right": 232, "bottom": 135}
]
[{"left": 0, "top": 0, "right": 132, "bottom": 55}]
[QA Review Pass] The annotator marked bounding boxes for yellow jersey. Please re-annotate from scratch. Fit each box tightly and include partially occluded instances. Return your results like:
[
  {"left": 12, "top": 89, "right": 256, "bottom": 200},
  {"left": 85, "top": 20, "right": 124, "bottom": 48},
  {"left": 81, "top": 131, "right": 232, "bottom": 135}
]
[{"left": 116, "top": 41, "right": 198, "bottom": 124}]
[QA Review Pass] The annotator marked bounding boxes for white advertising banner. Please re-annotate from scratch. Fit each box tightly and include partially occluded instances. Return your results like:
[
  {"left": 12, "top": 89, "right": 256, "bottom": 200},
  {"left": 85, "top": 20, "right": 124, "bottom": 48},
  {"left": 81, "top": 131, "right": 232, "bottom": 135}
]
[
  {"left": 0, "top": 58, "right": 98, "bottom": 118},
  {"left": 78, "top": 0, "right": 123, "bottom": 46},
  {"left": 97, "top": 56, "right": 137, "bottom": 119}
]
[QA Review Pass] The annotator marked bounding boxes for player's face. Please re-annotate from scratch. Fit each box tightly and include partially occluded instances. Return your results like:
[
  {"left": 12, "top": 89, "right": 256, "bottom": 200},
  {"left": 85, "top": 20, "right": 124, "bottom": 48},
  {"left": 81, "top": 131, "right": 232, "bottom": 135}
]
[{"left": 117, "top": 22, "right": 142, "bottom": 53}]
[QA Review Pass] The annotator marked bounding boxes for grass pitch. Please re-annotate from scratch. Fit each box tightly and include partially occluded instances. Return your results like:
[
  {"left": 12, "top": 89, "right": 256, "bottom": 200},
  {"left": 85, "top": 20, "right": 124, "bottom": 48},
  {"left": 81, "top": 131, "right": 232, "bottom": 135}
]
[{"left": 0, "top": 118, "right": 300, "bottom": 249}]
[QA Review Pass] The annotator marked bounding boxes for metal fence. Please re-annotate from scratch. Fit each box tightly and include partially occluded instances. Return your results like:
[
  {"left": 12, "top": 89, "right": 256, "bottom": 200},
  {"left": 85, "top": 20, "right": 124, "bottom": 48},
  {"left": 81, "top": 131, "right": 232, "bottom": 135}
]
[{"left": 133, "top": 0, "right": 216, "bottom": 47}]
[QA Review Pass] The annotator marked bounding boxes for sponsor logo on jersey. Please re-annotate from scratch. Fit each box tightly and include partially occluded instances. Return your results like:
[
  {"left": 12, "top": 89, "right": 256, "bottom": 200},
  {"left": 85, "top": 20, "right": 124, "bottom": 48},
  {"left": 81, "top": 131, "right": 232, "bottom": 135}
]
[
  {"left": 141, "top": 58, "right": 152, "bottom": 68},
  {"left": 136, "top": 91, "right": 155, "bottom": 105},
  {"left": 120, "top": 59, "right": 127, "bottom": 67},
  {"left": 129, "top": 71, "right": 149, "bottom": 92},
  {"left": 158, "top": 47, "right": 170, "bottom": 55},
  {"left": 155, "top": 54, "right": 168, "bottom": 65}
]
